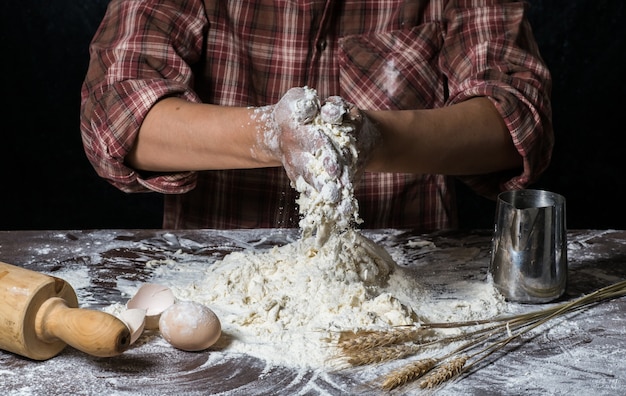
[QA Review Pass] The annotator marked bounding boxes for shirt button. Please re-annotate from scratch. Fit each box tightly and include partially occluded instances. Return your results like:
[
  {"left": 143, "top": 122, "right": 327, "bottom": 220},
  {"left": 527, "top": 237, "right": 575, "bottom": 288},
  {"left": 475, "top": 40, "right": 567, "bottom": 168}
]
[{"left": 317, "top": 40, "right": 327, "bottom": 51}]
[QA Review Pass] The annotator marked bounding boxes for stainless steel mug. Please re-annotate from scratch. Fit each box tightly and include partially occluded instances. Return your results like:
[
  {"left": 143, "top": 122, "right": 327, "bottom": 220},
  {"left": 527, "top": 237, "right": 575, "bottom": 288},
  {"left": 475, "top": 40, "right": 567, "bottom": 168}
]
[{"left": 489, "top": 189, "right": 567, "bottom": 303}]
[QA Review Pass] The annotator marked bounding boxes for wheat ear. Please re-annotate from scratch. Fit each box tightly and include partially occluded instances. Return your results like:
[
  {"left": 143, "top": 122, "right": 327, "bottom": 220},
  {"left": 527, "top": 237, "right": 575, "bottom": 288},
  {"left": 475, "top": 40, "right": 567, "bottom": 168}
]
[
  {"left": 380, "top": 358, "right": 437, "bottom": 391},
  {"left": 419, "top": 355, "right": 469, "bottom": 389},
  {"left": 336, "top": 326, "right": 426, "bottom": 352},
  {"left": 343, "top": 343, "right": 422, "bottom": 366}
]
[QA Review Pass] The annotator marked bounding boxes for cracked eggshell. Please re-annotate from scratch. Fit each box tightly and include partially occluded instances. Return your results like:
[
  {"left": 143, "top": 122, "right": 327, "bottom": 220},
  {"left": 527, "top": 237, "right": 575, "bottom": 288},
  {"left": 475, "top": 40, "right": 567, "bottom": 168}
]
[
  {"left": 127, "top": 283, "right": 176, "bottom": 329},
  {"left": 119, "top": 308, "right": 146, "bottom": 344},
  {"left": 159, "top": 301, "right": 221, "bottom": 352}
]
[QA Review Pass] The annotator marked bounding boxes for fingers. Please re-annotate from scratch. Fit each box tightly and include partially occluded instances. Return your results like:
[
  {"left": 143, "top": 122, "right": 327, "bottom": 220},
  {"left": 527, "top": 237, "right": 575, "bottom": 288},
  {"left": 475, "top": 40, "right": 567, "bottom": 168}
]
[
  {"left": 345, "top": 101, "right": 363, "bottom": 123},
  {"left": 282, "top": 125, "right": 344, "bottom": 194},
  {"left": 320, "top": 96, "right": 347, "bottom": 125},
  {"left": 293, "top": 91, "right": 319, "bottom": 124},
  {"left": 274, "top": 87, "right": 320, "bottom": 126},
  {"left": 273, "top": 89, "right": 373, "bottom": 206}
]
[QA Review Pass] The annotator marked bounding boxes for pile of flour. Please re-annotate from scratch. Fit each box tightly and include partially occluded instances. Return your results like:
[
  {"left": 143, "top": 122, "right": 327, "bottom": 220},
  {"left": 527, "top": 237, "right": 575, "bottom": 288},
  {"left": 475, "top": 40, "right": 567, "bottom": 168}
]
[
  {"left": 170, "top": 231, "right": 418, "bottom": 367},
  {"left": 158, "top": 230, "right": 506, "bottom": 369}
]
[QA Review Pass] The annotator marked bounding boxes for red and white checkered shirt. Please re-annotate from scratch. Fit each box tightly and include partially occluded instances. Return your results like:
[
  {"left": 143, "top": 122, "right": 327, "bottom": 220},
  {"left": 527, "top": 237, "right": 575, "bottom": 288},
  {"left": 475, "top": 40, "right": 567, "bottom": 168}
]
[{"left": 80, "top": 0, "right": 553, "bottom": 231}]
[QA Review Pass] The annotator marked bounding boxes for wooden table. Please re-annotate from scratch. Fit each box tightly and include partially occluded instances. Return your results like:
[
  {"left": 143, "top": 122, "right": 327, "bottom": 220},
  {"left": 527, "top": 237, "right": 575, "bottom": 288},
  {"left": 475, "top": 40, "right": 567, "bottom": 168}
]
[{"left": 1, "top": 228, "right": 625, "bottom": 395}]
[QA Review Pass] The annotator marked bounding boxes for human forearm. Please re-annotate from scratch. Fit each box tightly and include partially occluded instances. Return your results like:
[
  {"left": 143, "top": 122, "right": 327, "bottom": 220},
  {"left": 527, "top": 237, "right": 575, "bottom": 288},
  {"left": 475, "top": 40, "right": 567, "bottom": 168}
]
[
  {"left": 365, "top": 97, "right": 522, "bottom": 176},
  {"left": 128, "top": 94, "right": 522, "bottom": 178},
  {"left": 126, "top": 89, "right": 354, "bottom": 201},
  {"left": 126, "top": 97, "right": 280, "bottom": 172}
]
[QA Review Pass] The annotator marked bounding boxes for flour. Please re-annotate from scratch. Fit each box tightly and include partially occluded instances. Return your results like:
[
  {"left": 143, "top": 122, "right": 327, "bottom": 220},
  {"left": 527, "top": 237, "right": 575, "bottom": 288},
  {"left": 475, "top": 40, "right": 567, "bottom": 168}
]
[
  {"left": 295, "top": 93, "right": 362, "bottom": 244},
  {"left": 167, "top": 233, "right": 391, "bottom": 366}
]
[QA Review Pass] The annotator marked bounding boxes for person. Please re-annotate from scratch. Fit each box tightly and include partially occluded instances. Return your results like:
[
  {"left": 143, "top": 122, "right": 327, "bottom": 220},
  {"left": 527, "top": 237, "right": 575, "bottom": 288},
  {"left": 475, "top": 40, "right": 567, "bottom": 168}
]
[{"left": 80, "top": 0, "right": 553, "bottom": 232}]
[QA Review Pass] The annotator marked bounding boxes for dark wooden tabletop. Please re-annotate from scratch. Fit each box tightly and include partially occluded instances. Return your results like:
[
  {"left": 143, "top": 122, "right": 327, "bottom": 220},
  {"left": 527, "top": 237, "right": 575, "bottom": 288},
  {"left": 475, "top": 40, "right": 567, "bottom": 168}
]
[{"left": 1, "top": 228, "right": 625, "bottom": 395}]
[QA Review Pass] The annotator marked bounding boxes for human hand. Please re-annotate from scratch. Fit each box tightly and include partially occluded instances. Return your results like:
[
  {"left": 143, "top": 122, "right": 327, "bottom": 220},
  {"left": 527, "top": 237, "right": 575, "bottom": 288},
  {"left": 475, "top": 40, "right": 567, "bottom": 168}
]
[
  {"left": 254, "top": 87, "right": 380, "bottom": 240},
  {"left": 264, "top": 87, "right": 344, "bottom": 199},
  {"left": 319, "top": 96, "right": 380, "bottom": 186}
]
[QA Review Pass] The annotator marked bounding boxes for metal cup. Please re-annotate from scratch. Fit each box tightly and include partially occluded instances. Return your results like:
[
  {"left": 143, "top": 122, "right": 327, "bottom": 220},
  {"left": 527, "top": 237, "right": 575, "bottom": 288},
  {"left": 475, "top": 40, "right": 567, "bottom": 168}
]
[{"left": 489, "top": 189, "right": 567, "bottom": 303}]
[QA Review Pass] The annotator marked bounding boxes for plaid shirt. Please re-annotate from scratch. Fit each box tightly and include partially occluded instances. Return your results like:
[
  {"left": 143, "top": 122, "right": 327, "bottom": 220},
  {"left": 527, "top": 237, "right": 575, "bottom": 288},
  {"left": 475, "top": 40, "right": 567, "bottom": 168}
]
[{"left": 80, "top": 0, "right": 553, "bottom": 230}]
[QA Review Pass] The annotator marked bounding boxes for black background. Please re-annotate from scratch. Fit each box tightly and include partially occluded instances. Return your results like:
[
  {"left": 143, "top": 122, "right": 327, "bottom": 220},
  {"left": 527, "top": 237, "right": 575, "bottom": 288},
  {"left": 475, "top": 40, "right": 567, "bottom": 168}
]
[{"left": 1, "top": 1, "right": 624, "bottom": 231}]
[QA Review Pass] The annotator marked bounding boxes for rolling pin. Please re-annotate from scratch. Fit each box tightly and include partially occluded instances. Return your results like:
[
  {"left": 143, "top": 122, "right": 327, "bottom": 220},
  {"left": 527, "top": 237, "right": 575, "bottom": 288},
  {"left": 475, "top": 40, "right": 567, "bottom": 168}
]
[{"left": 0, "top": 261, "right": 130, "bottom": 360}]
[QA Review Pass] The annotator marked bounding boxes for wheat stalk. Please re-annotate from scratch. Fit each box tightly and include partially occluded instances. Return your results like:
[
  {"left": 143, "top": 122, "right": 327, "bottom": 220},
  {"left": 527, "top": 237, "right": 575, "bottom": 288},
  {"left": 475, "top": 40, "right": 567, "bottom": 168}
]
[
  {"left": 331, "top": 279, "right": 626, "bottom": 392},
  {"left": 461, "top": 279, "right": 626, "bottom": 373}
]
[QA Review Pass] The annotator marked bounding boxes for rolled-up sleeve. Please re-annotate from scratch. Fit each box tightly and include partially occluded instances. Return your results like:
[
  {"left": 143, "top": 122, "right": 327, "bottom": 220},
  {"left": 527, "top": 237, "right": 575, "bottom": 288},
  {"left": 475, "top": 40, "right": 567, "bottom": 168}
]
[
  {"left": 441, "top": 0, "right": 553, "bottom": 197},
  {"left": 80, "top": 0, "right": 207, "bottom": 193}
]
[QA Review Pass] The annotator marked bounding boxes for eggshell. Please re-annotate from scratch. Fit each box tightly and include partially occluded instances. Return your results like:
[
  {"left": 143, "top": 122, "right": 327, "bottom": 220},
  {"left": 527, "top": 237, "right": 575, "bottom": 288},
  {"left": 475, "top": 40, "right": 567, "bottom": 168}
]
[
  {"left": 127, "top": 283, "right": 176, "bottom": 329},
  {"left": 159, "top": 301, "right": 221, "bottom": 351},
  {"left": 119, "top": 308, "right": 146, "bottom": 344}
]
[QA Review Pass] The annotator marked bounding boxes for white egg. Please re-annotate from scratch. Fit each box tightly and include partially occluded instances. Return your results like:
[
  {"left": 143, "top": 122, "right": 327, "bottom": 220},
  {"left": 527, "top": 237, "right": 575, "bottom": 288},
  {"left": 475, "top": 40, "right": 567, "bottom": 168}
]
[
  {"left": 127, "top": 283, "right": 176, "bottom": 329},
  {"left": 158, "top": 301, "right": 221, "bottom": 351}
]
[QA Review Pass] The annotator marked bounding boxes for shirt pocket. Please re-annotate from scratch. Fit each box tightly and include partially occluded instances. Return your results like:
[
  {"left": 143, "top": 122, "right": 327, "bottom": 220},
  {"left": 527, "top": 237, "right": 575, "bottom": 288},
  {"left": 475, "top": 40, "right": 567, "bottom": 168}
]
[{"left": 338, "top": 23, "right": 444, "bottom": 110}]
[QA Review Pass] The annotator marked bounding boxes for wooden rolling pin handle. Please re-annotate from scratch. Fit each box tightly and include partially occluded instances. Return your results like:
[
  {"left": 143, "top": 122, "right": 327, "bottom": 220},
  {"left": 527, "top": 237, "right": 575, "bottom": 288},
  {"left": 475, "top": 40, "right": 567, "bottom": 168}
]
[{"left": 35, "top": 297, "right": 131, "bottom": 357}]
